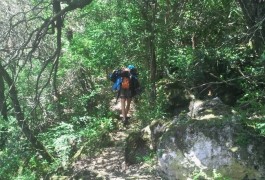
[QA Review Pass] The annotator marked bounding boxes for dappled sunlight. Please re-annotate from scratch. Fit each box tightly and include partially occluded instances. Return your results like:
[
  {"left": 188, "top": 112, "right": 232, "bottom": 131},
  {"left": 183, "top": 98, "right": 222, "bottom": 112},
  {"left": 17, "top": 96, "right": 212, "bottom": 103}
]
[{"left": 72, "top": 126, "right": 161, "bottom": 179}]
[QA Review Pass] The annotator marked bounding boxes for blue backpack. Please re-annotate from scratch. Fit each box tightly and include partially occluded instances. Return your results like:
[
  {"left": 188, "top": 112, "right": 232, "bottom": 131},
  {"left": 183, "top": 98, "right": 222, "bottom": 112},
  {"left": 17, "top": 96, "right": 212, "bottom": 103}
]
[
  {"left": 110, "top": 65, "right": 141, "bottom": 95},
  {"left": 110, "top": 69, "right": 122, "bottom": 91},
  {"left": 112, "top": 77, "right": 122, "bottom": 91}
]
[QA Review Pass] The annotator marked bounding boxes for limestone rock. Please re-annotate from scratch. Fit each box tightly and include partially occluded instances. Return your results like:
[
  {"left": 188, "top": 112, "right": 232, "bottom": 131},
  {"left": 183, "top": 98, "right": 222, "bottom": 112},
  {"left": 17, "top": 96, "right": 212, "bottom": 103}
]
[
  {"left": 188, "top": 97, "right": 232, "bottom": 120},
  {"left": 157, "top": 120, "right": 265, "bottom": 179},
  {"left": 141, "top": 120, "right": 167, "bottom": 151}
]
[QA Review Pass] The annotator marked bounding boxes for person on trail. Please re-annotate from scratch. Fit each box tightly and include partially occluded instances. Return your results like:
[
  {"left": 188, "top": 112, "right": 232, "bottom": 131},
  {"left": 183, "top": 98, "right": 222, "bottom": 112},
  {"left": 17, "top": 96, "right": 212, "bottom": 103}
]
[
  {"left": 110, "top": 65, "right": 140, "bottom": 126},
  {"left": 119, "top": 65, "right": 140, "bottom": 125},
  {"left": 120, "top": 65, "right": 134, "bottom": 125},
  {"left": 120, "top": 85, "right": 132, "bottom": 125}
]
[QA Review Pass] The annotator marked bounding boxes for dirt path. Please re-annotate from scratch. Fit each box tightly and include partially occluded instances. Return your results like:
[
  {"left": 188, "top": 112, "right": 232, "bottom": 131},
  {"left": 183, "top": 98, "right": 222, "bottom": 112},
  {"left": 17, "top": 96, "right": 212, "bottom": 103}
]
[
  {"left": 72, "top": 130, "right": 161, "bottom": 179},
  {"left": 71, "top": 99, "right": 162, "bottom": 179}
]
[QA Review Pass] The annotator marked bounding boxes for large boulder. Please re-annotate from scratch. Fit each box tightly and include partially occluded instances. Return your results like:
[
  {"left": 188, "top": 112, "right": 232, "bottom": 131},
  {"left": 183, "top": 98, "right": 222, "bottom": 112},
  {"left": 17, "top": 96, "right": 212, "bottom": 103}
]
[{"left": 157, "top": 99, "right": 265, "bottom": 180}]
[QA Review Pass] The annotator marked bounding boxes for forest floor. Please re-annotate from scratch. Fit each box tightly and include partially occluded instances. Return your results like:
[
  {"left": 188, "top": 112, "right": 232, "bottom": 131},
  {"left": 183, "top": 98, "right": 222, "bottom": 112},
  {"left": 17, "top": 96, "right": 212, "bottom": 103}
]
[{"left": 70, "top": 99, "right": 162, "bottom": 179}]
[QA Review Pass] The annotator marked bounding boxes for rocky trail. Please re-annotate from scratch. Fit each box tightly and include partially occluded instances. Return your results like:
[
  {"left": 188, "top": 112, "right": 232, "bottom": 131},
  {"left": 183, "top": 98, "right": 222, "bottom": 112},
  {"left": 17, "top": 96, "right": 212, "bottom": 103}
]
[{"left": 70, "top": 99, "right": 162, "bottom": 180}]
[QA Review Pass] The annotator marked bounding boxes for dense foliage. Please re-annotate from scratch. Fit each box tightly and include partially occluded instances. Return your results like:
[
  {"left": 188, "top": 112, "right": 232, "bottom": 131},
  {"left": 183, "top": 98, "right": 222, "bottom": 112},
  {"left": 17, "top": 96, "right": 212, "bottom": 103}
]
[{"left": 0, "top": 0, "right": 265, "bottom": 178}]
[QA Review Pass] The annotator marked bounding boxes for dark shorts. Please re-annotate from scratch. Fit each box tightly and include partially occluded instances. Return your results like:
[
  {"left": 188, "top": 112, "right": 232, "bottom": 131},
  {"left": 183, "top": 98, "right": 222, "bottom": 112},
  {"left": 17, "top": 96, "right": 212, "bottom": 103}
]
[{"left": 120, "top": 88, "right": 132, "bottom": 99}]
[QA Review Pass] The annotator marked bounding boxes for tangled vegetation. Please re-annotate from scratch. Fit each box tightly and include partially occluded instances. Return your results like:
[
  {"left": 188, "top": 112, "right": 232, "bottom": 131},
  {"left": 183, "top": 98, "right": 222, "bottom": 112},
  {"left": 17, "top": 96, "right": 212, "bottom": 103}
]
[{"left": 0, "top": 0, "right": 265, "bottom": 178}]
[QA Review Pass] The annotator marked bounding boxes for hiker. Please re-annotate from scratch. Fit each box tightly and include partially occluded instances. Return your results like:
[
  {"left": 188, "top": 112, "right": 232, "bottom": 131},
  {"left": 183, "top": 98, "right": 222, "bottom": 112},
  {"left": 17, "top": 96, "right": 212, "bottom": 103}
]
[{"left": 110, "top": 65, "right": 140, "bottom": 125}]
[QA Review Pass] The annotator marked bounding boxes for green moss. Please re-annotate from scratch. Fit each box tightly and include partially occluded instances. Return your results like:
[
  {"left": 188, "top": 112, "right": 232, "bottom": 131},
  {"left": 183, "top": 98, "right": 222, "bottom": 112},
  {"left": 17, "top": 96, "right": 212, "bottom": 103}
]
[{"left": 218, "top": 160, "right": 259, "bottom": 179}]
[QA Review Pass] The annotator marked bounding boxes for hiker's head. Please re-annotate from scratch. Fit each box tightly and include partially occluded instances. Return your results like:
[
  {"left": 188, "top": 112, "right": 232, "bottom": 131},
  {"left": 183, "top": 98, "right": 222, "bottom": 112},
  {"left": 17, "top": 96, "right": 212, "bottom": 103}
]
[
  {"left": 128, "top": 65, "right": 135, "bottom": 70},
  {"left": 128, "top": 65, "right": 137, "bottom": 75}
]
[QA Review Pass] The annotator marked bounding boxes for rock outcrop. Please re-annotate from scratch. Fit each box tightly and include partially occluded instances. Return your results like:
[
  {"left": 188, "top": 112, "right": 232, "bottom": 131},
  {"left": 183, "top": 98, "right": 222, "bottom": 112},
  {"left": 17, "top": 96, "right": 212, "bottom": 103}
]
[{"left": 157, "top": 98, "right": 265, "bottom": 180}]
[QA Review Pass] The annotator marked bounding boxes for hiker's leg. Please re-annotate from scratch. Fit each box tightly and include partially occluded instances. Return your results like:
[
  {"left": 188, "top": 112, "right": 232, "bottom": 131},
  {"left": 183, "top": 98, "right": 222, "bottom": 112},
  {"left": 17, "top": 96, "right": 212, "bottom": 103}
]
[
  {"left": 125, "top": 98, "right": 132, "bottom": 116},
  {"left": 120, "top": 97, "right": 126, "bottom": 120}
]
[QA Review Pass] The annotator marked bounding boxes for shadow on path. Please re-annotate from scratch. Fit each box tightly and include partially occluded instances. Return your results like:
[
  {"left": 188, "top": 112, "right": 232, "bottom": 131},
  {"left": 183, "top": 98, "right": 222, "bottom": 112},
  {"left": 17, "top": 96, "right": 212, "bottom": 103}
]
[{"left": 71, "top": 99, "right": 161, "bottom": 179}]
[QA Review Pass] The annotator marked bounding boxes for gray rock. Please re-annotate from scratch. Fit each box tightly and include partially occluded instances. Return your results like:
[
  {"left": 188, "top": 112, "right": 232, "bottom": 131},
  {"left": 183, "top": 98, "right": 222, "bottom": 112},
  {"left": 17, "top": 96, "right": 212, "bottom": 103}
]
[
  {"left": 157, "top": 119, "right": 265, "bottom": 180},
  {"left": 188, "top": 97, "right": 232, "bottom": 120}
]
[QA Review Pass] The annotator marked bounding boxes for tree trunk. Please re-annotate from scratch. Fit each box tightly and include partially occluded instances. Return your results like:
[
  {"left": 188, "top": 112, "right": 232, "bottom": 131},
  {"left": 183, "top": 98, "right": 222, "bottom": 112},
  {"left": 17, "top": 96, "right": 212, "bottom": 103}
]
[
  {"left": 237, "top": 0, "right": 265, "bottom": 56},
  {"left": 52, "top": 0, "right": 63, "bottom": 118},
  {"left": 0, "top": 75, "right": 8, "bottom": 120},
  {"left": 141, "top": 0, "right": 158, "bottom": 103},
  {"left": 149, "top": 24, "right": 157, "bottom": 103},
  {"left": 0, "top": 63, "right": 53, "bottom": 163},
  {"left": 0, "top": 75, "right": 8, "bottom": 149}
]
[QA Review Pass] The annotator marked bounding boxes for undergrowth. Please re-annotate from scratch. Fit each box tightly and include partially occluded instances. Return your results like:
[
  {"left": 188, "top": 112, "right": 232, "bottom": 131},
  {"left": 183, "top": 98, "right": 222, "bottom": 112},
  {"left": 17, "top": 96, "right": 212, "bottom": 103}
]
[{"left": 0, "top": 113, "right": 115, "bottom": 179}]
